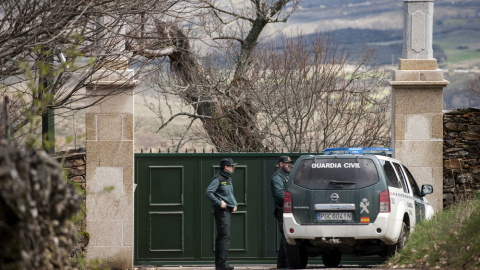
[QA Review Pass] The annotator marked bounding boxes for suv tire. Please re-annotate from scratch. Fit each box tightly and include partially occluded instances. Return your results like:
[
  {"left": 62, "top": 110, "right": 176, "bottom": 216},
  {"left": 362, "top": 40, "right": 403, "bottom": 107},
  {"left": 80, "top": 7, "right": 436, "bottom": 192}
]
[
  {"left": 322, "top": 251, "right": 341, "bottom": 267},
  {"left": 397, "top": 221, "right": 408, "bottom": 250},
  {"left": 285, "top": 243, "right": 308, "bottom": 269},
  {"left": 387, "top": 221, "right": 408, "bottom": 256}
]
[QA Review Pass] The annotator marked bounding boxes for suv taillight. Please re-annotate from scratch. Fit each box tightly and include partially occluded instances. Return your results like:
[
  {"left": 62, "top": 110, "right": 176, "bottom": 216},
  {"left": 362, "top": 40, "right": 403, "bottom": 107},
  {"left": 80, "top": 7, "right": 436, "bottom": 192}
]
[
  {"left": 379, "top": 190, "right": 390, "bottom": 213},
  {"left": 284, "top": 191, "right": 292, "bottom": 213}
]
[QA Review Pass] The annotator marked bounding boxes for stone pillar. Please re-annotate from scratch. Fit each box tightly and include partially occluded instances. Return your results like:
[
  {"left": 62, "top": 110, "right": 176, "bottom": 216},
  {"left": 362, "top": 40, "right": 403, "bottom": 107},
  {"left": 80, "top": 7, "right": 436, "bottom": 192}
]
[
  {"left": 390, "top": 0, "right": 448, "bottom": 212},
  {"left": 85, "top": 69, "right": 136, "bottom": 269}
]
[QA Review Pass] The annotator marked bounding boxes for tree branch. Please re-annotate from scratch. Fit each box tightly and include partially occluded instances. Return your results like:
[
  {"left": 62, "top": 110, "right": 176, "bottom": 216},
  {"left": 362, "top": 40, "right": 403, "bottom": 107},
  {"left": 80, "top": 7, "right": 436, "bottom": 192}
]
[{"left": 156, "top": 112, "right": 226, "bottom": 133}]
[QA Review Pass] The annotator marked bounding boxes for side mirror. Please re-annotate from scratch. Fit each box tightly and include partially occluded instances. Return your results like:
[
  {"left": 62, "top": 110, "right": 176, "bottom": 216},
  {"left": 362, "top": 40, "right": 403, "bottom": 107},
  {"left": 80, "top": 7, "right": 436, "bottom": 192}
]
[{"left": 421, "top": 184, "right": 433, "bottom": 197}]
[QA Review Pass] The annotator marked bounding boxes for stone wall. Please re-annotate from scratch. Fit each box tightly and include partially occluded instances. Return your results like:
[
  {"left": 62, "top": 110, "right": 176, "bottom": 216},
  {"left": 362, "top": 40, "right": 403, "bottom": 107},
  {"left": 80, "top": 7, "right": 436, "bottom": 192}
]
[
  {"left": 53, "top": 148, "right": 88, "bottom": 261},
  {"left": 443, "top": 108, "right": 480, "bottom": 208}
]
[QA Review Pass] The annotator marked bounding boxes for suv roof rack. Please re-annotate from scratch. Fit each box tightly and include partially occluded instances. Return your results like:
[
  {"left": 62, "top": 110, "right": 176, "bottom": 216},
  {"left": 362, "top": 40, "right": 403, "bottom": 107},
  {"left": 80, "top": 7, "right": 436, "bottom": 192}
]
[{"left": 323, "top": 147, "right": 393, "bottom": 157}]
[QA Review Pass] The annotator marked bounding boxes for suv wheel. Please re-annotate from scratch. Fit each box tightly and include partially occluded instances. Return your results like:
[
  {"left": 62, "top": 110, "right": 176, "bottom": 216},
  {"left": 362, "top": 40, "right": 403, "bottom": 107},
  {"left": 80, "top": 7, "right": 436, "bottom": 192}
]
[
  {"left": 387, "top": 221, "right": 408, "bottom": 256},
  {"left": 285, "top": 243, "right": 308, "bottom": 269},
  {"left": 322, "top": 251, "right": 341, "bottom": 267},
  {"left": 397, "top": 221, "right": 408, "bottom": 250}
]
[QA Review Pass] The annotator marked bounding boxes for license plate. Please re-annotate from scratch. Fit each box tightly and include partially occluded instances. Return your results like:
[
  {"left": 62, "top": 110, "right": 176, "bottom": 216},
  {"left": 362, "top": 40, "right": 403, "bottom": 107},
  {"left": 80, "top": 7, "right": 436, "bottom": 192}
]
[{"left": 318, "top": 212, "right": 352, "bottom": 220}]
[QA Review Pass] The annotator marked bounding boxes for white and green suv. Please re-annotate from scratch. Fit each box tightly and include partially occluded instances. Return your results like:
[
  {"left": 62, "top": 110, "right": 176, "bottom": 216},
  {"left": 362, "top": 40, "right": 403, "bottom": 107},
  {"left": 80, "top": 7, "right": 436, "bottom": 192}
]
[{"left": 283, "top": 147, "right": 434, "bottom": 268}]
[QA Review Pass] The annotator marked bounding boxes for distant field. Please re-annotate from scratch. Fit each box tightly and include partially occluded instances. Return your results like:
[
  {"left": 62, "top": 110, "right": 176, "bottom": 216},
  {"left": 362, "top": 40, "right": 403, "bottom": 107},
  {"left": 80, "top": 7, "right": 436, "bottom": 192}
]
[{"left": 435, "top": 29, "right": 480, "bottom": 67}]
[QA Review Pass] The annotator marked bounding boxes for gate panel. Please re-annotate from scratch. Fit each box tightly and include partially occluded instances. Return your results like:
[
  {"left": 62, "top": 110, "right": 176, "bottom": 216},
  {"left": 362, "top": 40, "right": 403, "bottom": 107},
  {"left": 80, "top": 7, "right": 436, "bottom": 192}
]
[
  {"left": 136, "top": 159, "right": 197, "bottom": 261},
  {"left": 150, "top": 166, "right": 183, "bottom": 205},
  {"left": 150, "top": 212, "right": 183, "bottom": 251}
]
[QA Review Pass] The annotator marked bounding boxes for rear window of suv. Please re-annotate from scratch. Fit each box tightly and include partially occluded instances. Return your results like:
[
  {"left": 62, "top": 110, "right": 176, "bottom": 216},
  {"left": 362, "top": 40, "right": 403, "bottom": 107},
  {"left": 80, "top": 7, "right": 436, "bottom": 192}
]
[{"left": 292, "top": 157, "right": 379, "bottom": 190}]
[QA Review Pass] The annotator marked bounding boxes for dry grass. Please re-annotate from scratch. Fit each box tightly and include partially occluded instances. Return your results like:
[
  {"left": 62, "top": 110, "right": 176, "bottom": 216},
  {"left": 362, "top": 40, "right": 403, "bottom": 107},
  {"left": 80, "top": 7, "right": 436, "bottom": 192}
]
[{"left": 387, "top": 196, "right": 480, "bottom": 269}]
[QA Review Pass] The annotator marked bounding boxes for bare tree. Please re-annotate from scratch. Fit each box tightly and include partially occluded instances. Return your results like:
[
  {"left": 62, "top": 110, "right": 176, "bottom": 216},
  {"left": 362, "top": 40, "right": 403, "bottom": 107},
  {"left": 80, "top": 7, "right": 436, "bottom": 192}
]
[
  {"left": 251, "top": 33, "right": 391, "bottom": 152},
  {"left": 0, "top": 0, "right": 180, "bottom": 145},
  {"left": 145, "top": 0, "right": 301, "bottom": 151}
]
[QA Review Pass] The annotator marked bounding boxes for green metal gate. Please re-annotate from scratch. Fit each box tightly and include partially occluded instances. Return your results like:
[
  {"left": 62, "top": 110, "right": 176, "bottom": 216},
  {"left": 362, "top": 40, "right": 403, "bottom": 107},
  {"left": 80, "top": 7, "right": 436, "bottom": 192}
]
[{"left": 134, "top": 152, "right": 310, "bottom": 265}]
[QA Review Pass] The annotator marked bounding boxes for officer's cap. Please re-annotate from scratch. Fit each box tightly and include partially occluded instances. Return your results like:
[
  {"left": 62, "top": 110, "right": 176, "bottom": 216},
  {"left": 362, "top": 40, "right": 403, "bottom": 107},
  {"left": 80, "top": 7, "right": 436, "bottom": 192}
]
[
  {"left": 220, "top": 158, "right": 238, "bottom": 168},
  {"left": 278, "top": 156, "right": 294, "bottom": 163}
]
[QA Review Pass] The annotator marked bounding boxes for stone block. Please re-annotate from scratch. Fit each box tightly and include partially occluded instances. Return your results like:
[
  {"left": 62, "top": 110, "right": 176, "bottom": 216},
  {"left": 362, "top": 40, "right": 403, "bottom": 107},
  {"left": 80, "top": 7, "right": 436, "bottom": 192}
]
[
  {"left": 432, "top": 113, "right": 443, "bottom": 140},
  {"left": 398, "top": 59, "right": 437, "bottom": 70},
  {"left": 444, "top": 122, "right": 459, "bottom": 132},
  {"left": 87, "top": 220, "right": 123, "bottom": 246},
  {"left": 98, "top": 115, "right": 123, "bottom": 141},
  {"left": 395, "top": 140, "right": 443, "bottom": 168},
  {"left": 393, "top": 70, "right": 444, "bottom": 82},
  {"left": 71, "top": 176, "right": 85, "bottom": 183},
  {"left": 393, "top": 70, "right": 420, "bottom": 81},
  {"left": 87, "top": 167, "right": 123, "bottom": 196},
  {"left": 460, "top": 131, "right": 480, "bottom": 141},
  {"left": 86, "top": 114, "right": 96, "bottom": 140},
  {"left": 86, "top": 141, "right": 133, "bottom": 167},
  {"left": 394, "top": 88, "right": 443, "bottom": 114},
  {"left": 123, "top": 114, "right": 134, "bottom": 141},
  {"left": 86, "top": 194, "right": 133, "bottom": 221},
  {"left": 405, "top": 114, "right": 431, "bottom": 140},
  {"left": 444, "top": 159, "right": 464, "bottom": 170},
  {"left": 445, "top": 149, "right": 469, "bottom": 159},
  {"left": 64, "top": 158, "right": 85, "bottom": 167},
  {"left": 394, "top": 114, "right": 406, "bottom": 140},
  {"left": 86, "top": 89, "right": 134, "bottom": 114},
  {"left": 419, "top": 70, "right": 444, "bottom": 81}
]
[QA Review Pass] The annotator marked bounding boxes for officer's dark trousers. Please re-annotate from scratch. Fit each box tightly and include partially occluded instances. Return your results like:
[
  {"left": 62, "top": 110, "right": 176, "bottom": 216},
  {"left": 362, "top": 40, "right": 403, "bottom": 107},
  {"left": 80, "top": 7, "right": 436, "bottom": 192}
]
[
  {"left": 214, "top": 207, "right": 232, "bottom": 267},
  {"left": 275, "top": 208, "right": 288, "bottom": 269}
]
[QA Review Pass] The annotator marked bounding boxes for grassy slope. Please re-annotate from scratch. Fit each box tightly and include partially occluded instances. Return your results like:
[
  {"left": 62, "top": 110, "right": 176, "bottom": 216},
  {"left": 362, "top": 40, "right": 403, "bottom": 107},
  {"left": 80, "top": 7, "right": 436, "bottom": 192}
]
[{"left": 386, "top": 196, "right": 480, "bottom": 269}]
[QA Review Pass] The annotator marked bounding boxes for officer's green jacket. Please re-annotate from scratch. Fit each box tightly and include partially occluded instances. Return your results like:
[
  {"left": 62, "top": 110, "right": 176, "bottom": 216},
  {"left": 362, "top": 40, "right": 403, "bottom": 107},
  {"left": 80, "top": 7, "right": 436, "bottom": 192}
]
[
  {"left": 271, "top": 169, "right": 289, "bottom": 207},
  {"left": 205, "top": 170, "right": 238, "bottom": 208}
]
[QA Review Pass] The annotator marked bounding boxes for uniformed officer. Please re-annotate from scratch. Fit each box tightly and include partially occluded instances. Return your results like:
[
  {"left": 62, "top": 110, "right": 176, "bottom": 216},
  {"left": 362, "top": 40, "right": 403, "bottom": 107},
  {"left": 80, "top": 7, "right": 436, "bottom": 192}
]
[
  {"left": 271, "top": 156, "right": 294, "bottom": 269},
  {"left": 205, "top": 158, "right": 238, "bottom": 270}
]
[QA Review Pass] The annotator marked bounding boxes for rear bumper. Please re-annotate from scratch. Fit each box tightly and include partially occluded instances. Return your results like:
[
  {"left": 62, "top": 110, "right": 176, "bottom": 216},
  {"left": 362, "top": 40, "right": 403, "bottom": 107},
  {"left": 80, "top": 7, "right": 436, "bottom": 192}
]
[{"left": 283, "top": 213, "right": 398, "bottom": 246}]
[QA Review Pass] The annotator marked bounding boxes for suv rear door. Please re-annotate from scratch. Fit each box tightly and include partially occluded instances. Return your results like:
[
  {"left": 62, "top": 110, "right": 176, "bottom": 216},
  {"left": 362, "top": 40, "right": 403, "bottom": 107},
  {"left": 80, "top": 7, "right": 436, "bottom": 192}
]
[
  {"left": 289, "top": 156, "right": 387, "bottom": 225},
  {"left": 386, "top": 160, "right": 421, "bottom": 225}
]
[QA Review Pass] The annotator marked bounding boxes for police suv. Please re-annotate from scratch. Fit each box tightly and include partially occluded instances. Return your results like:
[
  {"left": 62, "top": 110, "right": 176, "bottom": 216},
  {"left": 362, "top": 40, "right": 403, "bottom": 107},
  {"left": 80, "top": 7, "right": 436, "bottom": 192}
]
[{"left": 283, "top": 147, "right": 435, "bottom": 268}]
